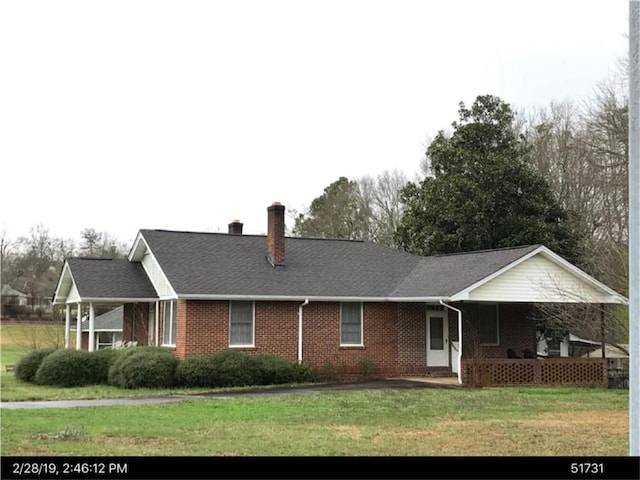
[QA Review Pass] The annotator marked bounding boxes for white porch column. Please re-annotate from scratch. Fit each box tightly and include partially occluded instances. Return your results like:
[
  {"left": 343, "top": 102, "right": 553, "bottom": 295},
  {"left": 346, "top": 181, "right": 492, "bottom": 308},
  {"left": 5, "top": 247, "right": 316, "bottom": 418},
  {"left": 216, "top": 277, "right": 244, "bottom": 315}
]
[
  {"left": 64, "top": 304, "right": 71, "bottom": 349},
  {"left": 155, "top": 301, "right": 159, "bottom": 347},
  {"left": 88, "top": 302, "right": 95, "bottom": 352},
  {"left": 76, "top": 303, "right": 82, "bottom": 350}
]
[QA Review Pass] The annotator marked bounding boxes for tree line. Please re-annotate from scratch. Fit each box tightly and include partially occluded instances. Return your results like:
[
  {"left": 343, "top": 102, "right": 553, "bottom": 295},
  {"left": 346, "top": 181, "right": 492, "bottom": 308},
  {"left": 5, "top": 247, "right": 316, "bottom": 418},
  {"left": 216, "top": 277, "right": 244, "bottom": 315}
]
[
  {"left": 293, "top": 64, "right": 629, "bottom": 347},
  {"left": 1, "top": 61, "right": 629, "bottom": 345},
  {"left": 0, "top": 226, "right": 129, "bottom": 317}
]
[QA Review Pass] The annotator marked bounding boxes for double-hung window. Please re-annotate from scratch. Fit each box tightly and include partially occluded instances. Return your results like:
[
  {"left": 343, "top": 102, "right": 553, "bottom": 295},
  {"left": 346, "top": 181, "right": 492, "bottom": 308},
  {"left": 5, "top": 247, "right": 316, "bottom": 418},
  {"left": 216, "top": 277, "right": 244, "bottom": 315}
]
[
  {"left": 479, "top": 304, "right": 499, "bottom": 345},
  {"left": 162, "top": 300, "right": 177, "bottom": 346},
  {"left": 229, "top": 301, "right": 254, "bottom": 347},
  {"left": 340, "top": 302, "right": 363, "bottom": 346}
]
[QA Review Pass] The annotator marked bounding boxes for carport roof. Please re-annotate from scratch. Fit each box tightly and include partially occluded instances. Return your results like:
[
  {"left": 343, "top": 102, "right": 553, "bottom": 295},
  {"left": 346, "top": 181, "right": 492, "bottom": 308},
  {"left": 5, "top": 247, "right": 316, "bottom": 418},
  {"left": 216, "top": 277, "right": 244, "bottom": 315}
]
[{"left": 53, "top": 258, "right": 158, "bottom": 304}]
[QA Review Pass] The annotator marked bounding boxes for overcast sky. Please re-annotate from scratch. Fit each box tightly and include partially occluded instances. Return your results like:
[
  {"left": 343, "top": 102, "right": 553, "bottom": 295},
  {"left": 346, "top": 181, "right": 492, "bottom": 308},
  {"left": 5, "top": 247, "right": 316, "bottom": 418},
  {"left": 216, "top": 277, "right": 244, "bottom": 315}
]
[{"left": 0, "top": 0, "right": 630, "bottom": 249}]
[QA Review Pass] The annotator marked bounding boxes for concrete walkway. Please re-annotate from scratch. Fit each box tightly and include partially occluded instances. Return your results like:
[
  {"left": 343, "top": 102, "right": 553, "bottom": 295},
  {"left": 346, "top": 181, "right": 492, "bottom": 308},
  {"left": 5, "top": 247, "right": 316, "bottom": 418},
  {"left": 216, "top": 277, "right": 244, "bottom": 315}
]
[{"left": 0, "top": 377, "right": 461, "bottom": 410}]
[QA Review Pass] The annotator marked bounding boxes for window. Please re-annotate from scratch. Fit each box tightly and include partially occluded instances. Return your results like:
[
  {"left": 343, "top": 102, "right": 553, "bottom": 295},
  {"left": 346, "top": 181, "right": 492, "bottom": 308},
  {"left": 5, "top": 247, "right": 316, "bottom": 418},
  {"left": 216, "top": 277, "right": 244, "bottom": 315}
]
[
  {"left": 340, "top": 302, "right": 363, "bottom": 345},
  {"left": 479, "top": 304, "right": 499, "bottom": 345},
  {"left": 97, "top": 331, "right": 122, "bottom": 349},
  {"left": 230, "top": 301, "right": 254, "bottom": 346},
  {"left": 162, "top": 300, "right": 177, "bottom": 346}
]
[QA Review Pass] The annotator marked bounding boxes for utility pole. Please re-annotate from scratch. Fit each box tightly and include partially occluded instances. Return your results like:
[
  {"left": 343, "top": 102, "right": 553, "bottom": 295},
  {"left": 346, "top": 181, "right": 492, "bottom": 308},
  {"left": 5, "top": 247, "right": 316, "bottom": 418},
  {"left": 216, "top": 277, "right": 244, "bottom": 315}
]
[{"left": 629, "top": 0, "right": 639, "bottom": 457}]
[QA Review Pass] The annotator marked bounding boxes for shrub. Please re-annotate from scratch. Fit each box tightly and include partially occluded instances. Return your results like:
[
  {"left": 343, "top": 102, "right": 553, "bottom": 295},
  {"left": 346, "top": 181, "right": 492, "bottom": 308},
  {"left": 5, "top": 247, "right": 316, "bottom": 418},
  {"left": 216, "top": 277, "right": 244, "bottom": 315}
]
[
  {"left": 175, "top": 350, "right": 261, "bottom": 388},
  {"left": 108, "top": 347, "right": 178, "bottom": 389},
  {"left": 292, "top": 361, "right": 316, "bottom": 383},
  {"left": 207, "top": 350, "right": 262, "bottom": 387},
  {"left": 175, "top": 355, "right": 219, "bottom": 388},
  {"left": 107, "top": 346, "right": 167, "bottom": 387},
  {"left": 254, "top": 354, "right": 301, "bottom": 385},
  {"left": 359, "top": 357, "right": 378, "bottom": 380},
  {"left": 91, "top": 348, "right": 124, "bottom": 384},
  {"left": 176, "top": 351, "right": 318, "bottom": 389},
  {"left": 14, "top": 348, "right": 56, "bottom": 383},
  {"left": 34, "top": 349, "right": 104, "bottom": 387}
]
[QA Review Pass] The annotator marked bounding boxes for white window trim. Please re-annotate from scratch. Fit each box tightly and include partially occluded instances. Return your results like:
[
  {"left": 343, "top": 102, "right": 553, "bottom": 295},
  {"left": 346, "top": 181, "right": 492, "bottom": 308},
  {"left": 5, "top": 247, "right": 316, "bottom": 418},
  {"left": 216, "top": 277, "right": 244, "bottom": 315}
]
[
  {"left": 161, "top": 300, "right": 177, "bottom": 347},
  {"left": 340, "top": 302, "right": 364, "bottom": 347},
  {"left": 229, "top": 300, "right": 255, "bottom": 348},
  {"left": 479, "top": 303, "right": 500, "bottom": 346}
]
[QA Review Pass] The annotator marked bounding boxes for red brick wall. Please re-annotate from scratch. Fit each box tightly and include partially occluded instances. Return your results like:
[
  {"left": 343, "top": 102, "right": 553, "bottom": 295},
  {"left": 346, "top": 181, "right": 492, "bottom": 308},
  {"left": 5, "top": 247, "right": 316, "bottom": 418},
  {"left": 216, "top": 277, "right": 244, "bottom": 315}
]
[
  {"left": 150, "top": 299, "right": 537, "bottom": 378},
  {"left": 397, "top": 303, "right": 426, "bottom": 374},
  {"left": 123, "top": 303, "right": 150, "bottom": 345},
  {"left": 458, "top": 302, "right": 535, "bottom": 358},
  {"left": 164, "top": 300, "right": 403, "bottom": 376},
  {"left": 171, "top": 300, "right": 300, "bottom": 361},
  {"left": 300, "top": 302, "right": 400, "bottom": 377}
]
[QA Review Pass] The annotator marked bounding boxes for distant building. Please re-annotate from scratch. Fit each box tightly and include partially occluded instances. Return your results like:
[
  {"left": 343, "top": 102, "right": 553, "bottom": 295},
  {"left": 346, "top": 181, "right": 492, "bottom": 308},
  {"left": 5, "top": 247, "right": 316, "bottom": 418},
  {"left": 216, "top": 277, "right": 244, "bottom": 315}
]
[{"left": 1, "top": 285, "right": 29, "bottom": 307}]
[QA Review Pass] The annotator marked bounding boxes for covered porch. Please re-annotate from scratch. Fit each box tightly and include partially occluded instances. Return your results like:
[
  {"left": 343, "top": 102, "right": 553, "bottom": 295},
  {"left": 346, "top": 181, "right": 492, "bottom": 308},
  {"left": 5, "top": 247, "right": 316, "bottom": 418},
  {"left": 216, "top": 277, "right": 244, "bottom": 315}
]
[
  {"left": 435, "top": 246, "right": 628, "bottom": 387},
  {"left": 52, "top": 257, "right": 159, "bottom": 352}
]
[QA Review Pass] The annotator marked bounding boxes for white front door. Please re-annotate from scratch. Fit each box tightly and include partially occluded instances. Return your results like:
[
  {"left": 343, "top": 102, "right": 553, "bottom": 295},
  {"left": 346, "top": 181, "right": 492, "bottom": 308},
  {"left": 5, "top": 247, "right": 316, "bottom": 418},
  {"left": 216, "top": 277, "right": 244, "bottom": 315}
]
[{"left": 427, "top": 311, "right": 449, "bottom": 367}]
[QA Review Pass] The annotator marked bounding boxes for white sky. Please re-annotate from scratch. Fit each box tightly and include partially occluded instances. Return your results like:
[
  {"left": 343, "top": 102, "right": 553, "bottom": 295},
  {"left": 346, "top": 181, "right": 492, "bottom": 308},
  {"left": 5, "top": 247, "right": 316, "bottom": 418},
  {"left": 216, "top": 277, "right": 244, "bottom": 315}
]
[{"left": 0, "top": 0, "right": 630, "bottom": 249}]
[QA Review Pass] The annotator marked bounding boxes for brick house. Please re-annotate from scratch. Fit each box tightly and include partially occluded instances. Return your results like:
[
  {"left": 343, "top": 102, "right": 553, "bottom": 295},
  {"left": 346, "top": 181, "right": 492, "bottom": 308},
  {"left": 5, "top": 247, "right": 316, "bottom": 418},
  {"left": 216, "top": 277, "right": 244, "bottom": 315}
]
[{"left": 52, "top": 202, "right": 627, "bottom": 385}]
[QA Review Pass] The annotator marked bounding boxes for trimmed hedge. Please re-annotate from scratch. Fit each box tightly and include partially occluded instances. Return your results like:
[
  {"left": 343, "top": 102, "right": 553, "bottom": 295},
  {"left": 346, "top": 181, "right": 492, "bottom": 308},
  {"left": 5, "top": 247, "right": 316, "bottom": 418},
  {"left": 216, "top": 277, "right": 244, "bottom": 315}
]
[
  {"left": 16, "top": 346, "right": 316, "bottom": 390},
  {"left": 177, "top": 350, "right": 261, "bottom": 388},
  {"left": 254, "top": 354, "right": 304, "bottom": 385},
  {"left": 14, "top": 348, "right": 56, "bottom": 383},
  {"left": 108, "top": 347, "right": 178, "bottom": 389},
  {"left": 34, "top": 349, "right": 105, "bottom": 387},
  {"left": 92, "top": 347, "right": 124, "bottom": 384},
  {"left": 175, "top": 354, "right": 221, "bottom": 388},
  {"left": 176, "top": 350, "right": 316, "bottom": 388}
]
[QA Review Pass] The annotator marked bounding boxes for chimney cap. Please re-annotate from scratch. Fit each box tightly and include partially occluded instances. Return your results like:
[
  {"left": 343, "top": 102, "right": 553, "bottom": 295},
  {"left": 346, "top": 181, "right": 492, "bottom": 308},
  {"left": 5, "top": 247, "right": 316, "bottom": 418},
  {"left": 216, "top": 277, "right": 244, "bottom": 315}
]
[
  {"left": 271, "top": 201, "right": 282, "bottom": 206},
  {"left": 230, "top": 219, "right": 241, "bottom": 223}
]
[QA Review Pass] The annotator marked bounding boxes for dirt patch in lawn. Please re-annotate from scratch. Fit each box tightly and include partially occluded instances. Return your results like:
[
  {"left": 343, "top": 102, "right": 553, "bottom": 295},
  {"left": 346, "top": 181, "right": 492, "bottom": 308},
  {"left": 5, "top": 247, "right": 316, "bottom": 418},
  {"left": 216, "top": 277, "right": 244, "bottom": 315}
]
[
  {"left": 93, "top": 436, "right": 179, "bottom": 446},
  {"left": 377, "top": 410, "right": 628, "bottom": 455},
  {"left": 332, "top": 425, "right": 365, "bottom": 440}
]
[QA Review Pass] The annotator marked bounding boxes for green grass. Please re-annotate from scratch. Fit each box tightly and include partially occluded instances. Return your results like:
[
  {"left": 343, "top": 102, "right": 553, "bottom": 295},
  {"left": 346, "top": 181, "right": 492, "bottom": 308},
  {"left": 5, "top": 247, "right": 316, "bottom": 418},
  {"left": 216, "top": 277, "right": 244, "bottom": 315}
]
[
  {"left": 0, "top": 324, "right": 630, "bottom": 456},
  {"left": 0, "top": 388, "right": 629, "bottom": 456}
]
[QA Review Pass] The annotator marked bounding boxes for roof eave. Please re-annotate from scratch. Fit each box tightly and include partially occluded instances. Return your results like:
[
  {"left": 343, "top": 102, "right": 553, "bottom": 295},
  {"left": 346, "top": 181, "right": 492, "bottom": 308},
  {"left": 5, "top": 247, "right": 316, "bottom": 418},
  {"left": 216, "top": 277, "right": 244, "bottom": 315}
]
[
  {"left": 58, "top": 297, "right": 159, "bottom": 304},
  {"left": 178, "top": 294, "right": 450, "bottom": 303}
]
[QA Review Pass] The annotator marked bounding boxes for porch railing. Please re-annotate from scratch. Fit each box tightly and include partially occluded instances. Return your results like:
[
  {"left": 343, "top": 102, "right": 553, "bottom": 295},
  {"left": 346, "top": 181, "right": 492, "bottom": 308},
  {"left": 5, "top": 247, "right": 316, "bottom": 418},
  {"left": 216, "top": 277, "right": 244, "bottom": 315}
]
[{"left": 461, "top": 357, "right": 607, "bottom": 387}]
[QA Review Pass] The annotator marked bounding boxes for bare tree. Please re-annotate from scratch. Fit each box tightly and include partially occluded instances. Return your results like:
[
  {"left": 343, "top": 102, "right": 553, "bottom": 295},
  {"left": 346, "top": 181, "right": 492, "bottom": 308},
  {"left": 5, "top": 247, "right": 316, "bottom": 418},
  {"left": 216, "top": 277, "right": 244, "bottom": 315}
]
[
  {"left": 522, "top": 61, "right": 629, "bottom": 346},
  {"left": 357, "top": 169, "right": 409, "bottom": 246}
]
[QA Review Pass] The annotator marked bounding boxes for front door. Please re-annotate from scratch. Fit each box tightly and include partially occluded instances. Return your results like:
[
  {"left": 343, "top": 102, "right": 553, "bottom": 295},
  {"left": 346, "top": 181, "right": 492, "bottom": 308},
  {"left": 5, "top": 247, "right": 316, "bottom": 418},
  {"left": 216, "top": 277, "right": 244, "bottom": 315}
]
[{"left": 427, "top": 311, "right": 449, "bottom": 367}]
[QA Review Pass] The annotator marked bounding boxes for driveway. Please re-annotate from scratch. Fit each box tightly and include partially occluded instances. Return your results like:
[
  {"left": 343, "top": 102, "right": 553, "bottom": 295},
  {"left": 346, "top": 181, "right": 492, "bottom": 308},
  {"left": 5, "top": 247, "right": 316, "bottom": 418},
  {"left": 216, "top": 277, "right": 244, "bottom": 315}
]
[{"left": 0, "top": 377, "right": 460, "bottom": 410}]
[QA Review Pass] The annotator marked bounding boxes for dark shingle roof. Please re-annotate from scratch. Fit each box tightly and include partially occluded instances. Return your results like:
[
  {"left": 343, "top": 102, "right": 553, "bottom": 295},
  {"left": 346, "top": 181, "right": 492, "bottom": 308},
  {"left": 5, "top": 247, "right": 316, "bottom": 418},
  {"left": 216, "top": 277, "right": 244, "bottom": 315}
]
[
  {"left": 67, "top": 258, "right": 158, "bottom": 300},
  {"left": 139, "top": 230, "right": 541, "bottom": 299},
  {"left": 140, "top": 230, "right": 422, "bottom": 298},
  {"left": 391, "top": 245, "right": 541, "bottom": 298},
  {"left": 73, "top": 306, "right": 123, "bottom": 332}
]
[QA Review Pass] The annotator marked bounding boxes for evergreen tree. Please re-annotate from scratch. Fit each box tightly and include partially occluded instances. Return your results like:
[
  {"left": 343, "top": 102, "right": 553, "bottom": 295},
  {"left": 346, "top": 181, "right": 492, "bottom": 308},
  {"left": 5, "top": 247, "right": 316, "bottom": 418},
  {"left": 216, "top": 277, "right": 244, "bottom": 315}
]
[{"left": 395, "top": 95, "right": 585, "bottom": 265}]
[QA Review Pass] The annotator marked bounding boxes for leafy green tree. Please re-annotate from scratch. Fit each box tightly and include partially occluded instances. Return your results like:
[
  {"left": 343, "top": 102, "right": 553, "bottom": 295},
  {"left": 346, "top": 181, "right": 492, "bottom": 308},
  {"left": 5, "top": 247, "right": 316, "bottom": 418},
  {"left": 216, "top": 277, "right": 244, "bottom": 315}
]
[
  {"left": 395, "top": 94, "right": 585, "bottom": 265},
  {"left": 293, "top": 176, "right": 373, "bottom": 240}
]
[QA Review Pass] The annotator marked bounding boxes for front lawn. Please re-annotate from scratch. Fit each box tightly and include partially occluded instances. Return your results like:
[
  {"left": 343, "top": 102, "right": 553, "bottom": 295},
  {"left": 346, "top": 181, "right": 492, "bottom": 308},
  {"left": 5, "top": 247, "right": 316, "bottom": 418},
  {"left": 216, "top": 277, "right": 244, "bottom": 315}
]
[{"left": 0, "top": 387, "right": 629, "bottom": 456}]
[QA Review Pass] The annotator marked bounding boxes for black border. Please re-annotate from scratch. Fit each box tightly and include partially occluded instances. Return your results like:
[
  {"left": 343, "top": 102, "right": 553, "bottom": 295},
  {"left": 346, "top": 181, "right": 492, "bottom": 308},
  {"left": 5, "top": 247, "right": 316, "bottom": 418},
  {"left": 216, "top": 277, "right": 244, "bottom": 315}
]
[{"left": 2, "top": 456, "right": 639, "bottom": 480}]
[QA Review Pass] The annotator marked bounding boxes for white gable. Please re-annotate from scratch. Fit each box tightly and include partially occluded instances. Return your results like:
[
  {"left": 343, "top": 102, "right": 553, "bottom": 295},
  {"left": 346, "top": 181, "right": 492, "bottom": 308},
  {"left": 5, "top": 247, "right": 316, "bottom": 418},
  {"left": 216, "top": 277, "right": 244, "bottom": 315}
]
[
  {"left": 129, "top": 231, "right": 175, "bottom": 298},
  {"left": 66, "top": 282, "right": 80, "bottom": 303},
  {"left": 52, "top": 262, "right": 73, "bottom": 304},
  {"left": 141, "top": 251, "right": 174, "bottom": 298},
  {"left": 452, "top": 247, "right": 627, "bottom": 304}
]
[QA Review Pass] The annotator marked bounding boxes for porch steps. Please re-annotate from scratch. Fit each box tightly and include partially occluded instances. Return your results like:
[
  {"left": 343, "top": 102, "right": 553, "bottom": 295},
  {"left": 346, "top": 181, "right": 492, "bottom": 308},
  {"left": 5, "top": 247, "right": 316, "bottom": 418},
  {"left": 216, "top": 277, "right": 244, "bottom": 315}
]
[{"left": 425, "top": 367, "right": 455, "bottom": 378}]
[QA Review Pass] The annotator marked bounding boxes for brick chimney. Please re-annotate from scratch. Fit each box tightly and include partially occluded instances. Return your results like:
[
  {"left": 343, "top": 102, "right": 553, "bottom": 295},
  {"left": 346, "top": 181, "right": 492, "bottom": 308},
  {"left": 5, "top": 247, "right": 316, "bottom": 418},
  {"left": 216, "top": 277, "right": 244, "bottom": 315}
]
[
  {"left": 228, "top": 219, "right": 243, "bottom": 235},
  {"left": 267, "top": 202, "right": 285, "bottom": 266}
]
